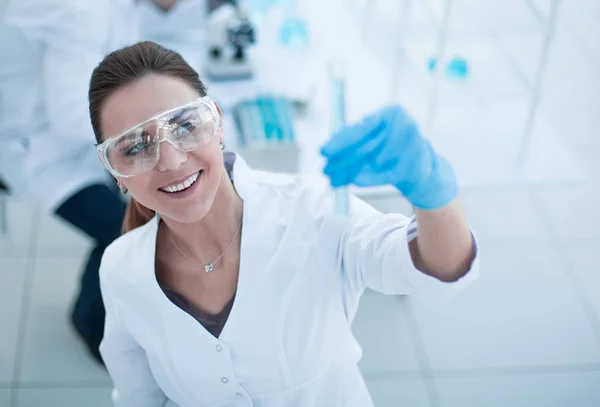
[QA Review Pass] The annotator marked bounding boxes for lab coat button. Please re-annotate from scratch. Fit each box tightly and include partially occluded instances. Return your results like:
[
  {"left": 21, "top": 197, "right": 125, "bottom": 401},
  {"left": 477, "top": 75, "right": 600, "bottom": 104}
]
[
  {"left": 216, "top": 344, "right": 223, "bottom": 352},
  {"left": 221, "top": 377, "right": 229, "bottom": 384},
  {"left": 236, "top": 393, "right": 244, "bottom": 397}
]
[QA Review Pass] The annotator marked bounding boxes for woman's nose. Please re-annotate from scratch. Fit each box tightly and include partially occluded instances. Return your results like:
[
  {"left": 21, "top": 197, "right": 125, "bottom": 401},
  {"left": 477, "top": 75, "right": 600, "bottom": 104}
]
[{"left": 156, "top": 140, "right": 188, "bottom": 172}]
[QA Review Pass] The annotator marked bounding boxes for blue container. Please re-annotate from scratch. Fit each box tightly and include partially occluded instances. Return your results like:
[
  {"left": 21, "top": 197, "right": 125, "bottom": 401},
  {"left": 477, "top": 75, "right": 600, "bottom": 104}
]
[
  {"left": 233, "top": 97, "right": 296, "bottom": 147},
  {"left": 446, "top": 58, "right": 469, "bottom": 78},
  {"left": 246, "top": 0, "right": 295, "bottom": 16},
  {"left": 280, "top": 17, "right": 309, "bottom": 49},
  {"left": 427, "top": 56, "right": 469, "bottom": 79}
]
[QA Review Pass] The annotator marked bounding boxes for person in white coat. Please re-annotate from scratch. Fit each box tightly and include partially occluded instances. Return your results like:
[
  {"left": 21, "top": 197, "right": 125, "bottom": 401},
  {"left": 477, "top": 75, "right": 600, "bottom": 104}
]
[
  {"left": 0, "top": 0, "right": 204, "bottom": 364},
  {"left": 90, "top": 41, "right": 479, "bottom": 406}
]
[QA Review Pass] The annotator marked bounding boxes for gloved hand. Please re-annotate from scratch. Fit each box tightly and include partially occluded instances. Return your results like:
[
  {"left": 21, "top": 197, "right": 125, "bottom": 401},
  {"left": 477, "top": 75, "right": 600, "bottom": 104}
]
[{"left": 320, "top": 105, "right": 457, "bottom": 210}]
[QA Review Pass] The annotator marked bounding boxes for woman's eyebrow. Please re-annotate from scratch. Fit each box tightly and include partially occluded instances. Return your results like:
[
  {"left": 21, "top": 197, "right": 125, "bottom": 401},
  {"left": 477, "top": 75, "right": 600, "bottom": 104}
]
[
  {"left": 167, "top": 107, "right": 194, "bottom": 124},
  {"left": 115, "top": 128, "right": 147, "bottom": 145}
]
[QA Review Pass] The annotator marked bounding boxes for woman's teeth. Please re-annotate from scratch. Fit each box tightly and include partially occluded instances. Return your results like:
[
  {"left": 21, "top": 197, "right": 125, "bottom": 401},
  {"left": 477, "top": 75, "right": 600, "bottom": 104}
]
[{"left": 160, "top": 172, "right": 200, "bottom": 193}]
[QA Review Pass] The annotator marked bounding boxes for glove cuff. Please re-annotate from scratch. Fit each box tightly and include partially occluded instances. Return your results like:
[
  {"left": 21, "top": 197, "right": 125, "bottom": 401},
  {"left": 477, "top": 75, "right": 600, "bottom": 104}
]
[{"left": 396, "top": 145, "right": 458, "bottom": 210}]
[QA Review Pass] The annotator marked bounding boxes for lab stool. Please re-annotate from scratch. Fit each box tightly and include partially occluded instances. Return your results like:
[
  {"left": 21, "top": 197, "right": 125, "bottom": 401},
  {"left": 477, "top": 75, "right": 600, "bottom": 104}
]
[{"left": 0, "top": 179, "right": 8, "bottom": 235}]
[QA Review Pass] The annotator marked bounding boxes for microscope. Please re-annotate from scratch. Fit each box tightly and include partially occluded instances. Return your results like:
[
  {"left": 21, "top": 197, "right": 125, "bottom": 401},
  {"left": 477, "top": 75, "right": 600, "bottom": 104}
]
[{"left": 205, "top": 0, "right": 257, "bottom": 82}]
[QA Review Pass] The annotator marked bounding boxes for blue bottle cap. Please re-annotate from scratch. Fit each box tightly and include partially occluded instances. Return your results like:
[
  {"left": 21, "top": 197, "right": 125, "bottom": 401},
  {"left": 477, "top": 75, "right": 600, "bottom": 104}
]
[
  {"left": 446, "top": 57, "right": 468, "bottom": 79},
  {"left": 280, "top": 17, "right": 309, "bottom": 48}
]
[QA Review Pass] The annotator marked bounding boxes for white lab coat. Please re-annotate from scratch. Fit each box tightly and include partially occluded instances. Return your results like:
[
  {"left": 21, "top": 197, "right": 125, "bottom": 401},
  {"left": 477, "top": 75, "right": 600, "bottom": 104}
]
[
  {"left": 0, "top": 0, "right": 207, "bottom": 211},
  {"left": 99, "top": 154, "right": 479, "bottom": 407},
  {"left": 0, "top": 0, "right": 139, "bottom": 210}
]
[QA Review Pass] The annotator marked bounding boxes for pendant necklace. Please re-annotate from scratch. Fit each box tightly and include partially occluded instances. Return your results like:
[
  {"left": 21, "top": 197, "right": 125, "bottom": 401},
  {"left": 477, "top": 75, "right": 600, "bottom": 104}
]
[{"left": 166, "top": 218, "right": 243, "bottom": 272}]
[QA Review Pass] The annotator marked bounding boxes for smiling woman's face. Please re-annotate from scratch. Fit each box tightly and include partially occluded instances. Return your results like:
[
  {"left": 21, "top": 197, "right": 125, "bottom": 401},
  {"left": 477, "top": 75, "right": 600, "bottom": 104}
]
[{"left": 99, "top": 73, "right": 225, "bottom": 224}]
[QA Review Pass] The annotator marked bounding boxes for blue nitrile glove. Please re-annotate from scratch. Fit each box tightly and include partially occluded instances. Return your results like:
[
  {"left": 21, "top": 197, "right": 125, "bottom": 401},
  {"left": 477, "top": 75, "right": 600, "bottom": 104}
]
[{"left": 320, "top": 105, "right": 457, "bottom": 210}]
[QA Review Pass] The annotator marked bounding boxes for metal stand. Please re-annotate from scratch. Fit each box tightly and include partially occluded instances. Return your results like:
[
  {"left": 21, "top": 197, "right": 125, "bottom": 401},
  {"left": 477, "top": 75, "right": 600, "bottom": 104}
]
[
  {"left": 390, "top": 0, "right": 414, "bottom": 104},
  {"left": 416, "top": 0, "right": 562, "bottom": 171},
  {"left": 516, "top": 0, "right": 561, "bottom": 168},
  {"left": 424, "top": 0, "right": 455, "bottom": 135}
]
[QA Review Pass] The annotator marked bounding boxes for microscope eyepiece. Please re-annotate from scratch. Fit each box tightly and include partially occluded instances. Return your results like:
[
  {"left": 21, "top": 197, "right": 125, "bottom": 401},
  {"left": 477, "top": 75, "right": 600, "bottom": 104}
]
[{"left": 227, "top": 18, "right": 256, "bottom": 48}]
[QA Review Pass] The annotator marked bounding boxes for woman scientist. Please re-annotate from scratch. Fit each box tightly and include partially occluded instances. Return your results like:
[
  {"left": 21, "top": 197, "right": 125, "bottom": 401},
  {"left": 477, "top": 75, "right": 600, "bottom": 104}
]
[{"left": 91, "top": 41, "right": 478, "bottom": 407}]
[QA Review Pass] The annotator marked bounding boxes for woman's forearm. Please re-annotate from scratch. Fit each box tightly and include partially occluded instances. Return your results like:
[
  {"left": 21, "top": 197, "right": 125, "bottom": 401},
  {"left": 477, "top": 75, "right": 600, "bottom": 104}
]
[{"left": 409, "top": 200, "right": 475, "bottom": 282}]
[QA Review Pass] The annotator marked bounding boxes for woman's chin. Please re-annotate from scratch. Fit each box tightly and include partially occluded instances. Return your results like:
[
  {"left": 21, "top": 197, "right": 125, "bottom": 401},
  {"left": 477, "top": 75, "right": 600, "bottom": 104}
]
[{"left": 159, "top": 202, "right": 212, "bottom": 225}]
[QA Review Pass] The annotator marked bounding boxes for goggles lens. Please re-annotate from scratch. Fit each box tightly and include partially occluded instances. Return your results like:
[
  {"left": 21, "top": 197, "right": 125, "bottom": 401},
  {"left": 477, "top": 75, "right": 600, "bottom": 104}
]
[{"left": 99, "top": 98, "right": 220, "bottom": 177}]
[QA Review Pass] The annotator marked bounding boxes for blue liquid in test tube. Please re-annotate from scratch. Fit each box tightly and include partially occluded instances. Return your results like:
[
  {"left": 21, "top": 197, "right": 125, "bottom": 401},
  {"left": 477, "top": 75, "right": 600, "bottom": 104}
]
[{"left": 329, "top": 63, "right": 349, "bottom": 217}]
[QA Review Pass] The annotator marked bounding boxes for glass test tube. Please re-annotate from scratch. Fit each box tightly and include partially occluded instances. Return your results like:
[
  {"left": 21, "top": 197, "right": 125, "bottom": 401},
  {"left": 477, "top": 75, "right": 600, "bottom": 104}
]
[{"left": 329, "top": 62, "right": 349, "bottom": 217}]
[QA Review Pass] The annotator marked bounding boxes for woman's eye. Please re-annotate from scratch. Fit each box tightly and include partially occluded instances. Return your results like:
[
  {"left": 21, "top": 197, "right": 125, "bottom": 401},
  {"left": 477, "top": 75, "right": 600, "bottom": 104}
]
[
  {"left": 117, "top": 131, "right": 153, "bottom": 156},
  {"left": 174, "top": 120, "right": 198, "bottom": 137},
  {"left": 123, "top": 141, "right": 151, "bottom": 156}
]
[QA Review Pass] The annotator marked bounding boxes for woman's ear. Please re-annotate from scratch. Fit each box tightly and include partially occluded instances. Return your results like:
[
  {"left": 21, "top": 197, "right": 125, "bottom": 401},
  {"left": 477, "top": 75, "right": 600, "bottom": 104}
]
[
  {"left": 218, "top": 128, "right": 225, "bottom": 147},
  {"left": 116, "top": 177, "right": 128, "bottom": 194},
  {"left": 215, "top": 102, "right": 224, "bottom": 134}
]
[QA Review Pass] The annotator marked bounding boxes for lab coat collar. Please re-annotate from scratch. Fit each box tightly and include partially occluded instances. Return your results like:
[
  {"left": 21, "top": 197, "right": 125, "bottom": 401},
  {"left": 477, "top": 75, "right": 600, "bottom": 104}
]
[{"left": 224, "top": 150, "right": 254, "bottom": 200}]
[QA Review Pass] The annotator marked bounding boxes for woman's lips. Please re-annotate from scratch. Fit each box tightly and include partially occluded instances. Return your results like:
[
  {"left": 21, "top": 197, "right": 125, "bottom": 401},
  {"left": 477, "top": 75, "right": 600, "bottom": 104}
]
[{"left": 158, "top": 170, "right": 202, "bottom": 199}]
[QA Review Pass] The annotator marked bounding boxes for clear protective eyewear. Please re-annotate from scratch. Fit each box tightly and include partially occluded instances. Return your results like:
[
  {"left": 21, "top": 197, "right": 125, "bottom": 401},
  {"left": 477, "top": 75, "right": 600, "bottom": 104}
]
[{"left": 96, "top": 96, "right": 221, "bottom": 178}]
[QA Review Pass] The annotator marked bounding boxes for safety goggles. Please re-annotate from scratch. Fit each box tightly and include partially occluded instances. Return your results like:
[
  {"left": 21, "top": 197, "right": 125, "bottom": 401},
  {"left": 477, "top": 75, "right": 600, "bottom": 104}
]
[{"left": 96, "top": 96, "right": 221, "bottom": 178}]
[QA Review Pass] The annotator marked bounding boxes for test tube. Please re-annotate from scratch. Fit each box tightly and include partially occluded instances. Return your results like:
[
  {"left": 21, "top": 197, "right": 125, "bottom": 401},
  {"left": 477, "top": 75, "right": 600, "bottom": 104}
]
[{"left": 329, "top": 61, "right": 349, "bottom": 217}]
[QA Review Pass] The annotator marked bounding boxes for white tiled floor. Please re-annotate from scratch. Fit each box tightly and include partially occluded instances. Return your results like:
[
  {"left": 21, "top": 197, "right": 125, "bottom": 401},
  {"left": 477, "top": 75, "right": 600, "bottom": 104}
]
[
  {"left": 409, "top": 241, "right": 600, "bottom": 370},
  {"left": 0, "top": 200, "right": 37, "bottom": 258},
  {"left": 434, "top": 371, "right": 600, "bottom": 407},
  {"left": 35, "top": 217, "right": 92, "bottom": 256},
  {"left": 0, "top": 258, "right": 27, "bottom": 384},
  {"left": 459, "top": 187, "right": 551, "bottom": 244},
  {"left": 366, "top": 378, "right": 431, "bottom": 406},
  {"left": 353, "top": 291, "right": 420, "bottom": 373},
  {"left": 1, "top": 1, "right": 600, "bottom": 407},
  {"left": 565, "top": 242, "right": 600, "bottom": 324},
  {"left": 532, "top": 182, "right": 600, "bottom": 240},
  {"left": 18, "top": 256, "right": 110, "bottom": 385},
  {"left": 0, "top": 390, "right": 10, "bottom": 407},
  {"left": 14, "top": 388, "right": 113, "bottom": 407}
]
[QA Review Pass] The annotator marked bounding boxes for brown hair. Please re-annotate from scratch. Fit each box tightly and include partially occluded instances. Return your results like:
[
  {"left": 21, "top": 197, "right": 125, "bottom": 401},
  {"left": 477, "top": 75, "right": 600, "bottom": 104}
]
[{"left": 88, "top": 41, "right": 208, "bottom": 234}]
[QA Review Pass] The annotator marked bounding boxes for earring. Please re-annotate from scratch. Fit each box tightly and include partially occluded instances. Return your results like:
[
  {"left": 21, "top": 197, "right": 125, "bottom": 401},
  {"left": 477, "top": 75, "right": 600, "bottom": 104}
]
[
  {"left": 220, "top": 142, "right": 226, "bottom": 151},
  {"left": 117, "top": 182, "right": 128, "bottom": 194}
]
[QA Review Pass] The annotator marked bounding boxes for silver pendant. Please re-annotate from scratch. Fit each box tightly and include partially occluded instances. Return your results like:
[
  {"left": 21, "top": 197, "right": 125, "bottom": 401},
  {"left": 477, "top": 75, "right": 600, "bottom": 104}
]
[{"left": 204, "top": 264, "right": 214, "bottom": 272}]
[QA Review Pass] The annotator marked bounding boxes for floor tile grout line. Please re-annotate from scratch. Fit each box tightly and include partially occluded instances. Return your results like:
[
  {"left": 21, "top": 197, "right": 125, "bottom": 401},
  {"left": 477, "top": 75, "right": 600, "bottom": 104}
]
[
  {"left": 529, "top": 189, "right": 600, "bottom": 345},
  {"left": 429, "top": 363, "right": 600, "bottom": 378},
  {"left": 6, "top": 360, "right": 600, "bottom": 391},
  {"left": 23, "top": 250, "right": 94, "bottom": 257},
  {"left": 563, "top": 237, "right": 600, "bottom": 245},
  {"left": 363, "top": 361, "right": 600, "bottom": 382},
  {"left": 401, "top": 297, "right": 441, "bottom": 407},
  {"left": 9, "top": 209, "right": 41, "bottom": 407},
  {"left": 362, "top": 370, "right": 425, "bottom": 382},
  {"left": 7, "top": 251, "right": 92, "bottom": 259},
  {"left": 11, "top": 381, "right": 112, "bottom": 390}
]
